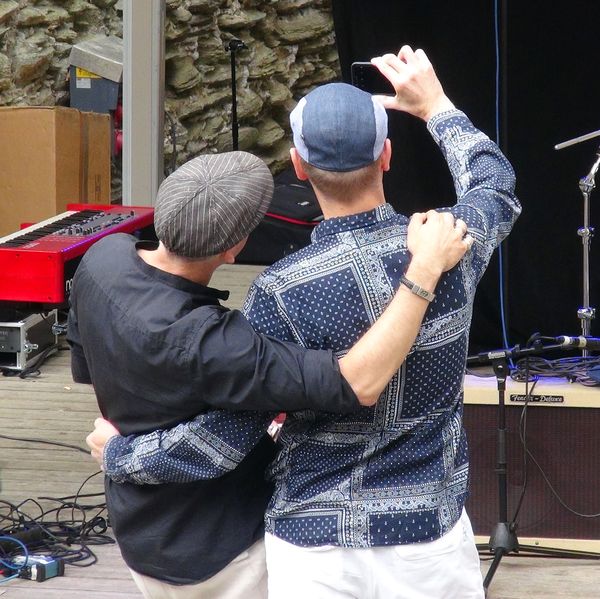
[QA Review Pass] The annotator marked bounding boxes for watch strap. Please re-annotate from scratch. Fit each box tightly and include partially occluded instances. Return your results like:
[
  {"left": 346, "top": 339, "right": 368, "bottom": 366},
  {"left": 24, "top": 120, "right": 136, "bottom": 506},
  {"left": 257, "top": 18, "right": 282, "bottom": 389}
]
[{"left": 400, "top": 275, "right": 436, "bottom": 302}]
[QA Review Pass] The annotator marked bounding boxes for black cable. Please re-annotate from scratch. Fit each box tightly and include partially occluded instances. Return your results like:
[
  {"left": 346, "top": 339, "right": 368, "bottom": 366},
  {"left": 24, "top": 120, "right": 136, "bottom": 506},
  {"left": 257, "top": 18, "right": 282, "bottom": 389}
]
[
  {"left": 511, "top": 365, "right": 537, "bottom": 525},
  {"left": 0, "top": 471, "right": 114, "bottom": 571},
  {"left": 506, "top": 352, "right": 600, "bottom": 520},
  {"left": 511, "top": 354, "right": 600, "bottom": 386},
  {"left": 0, "top": 433, "right": 88, "bottom": 454},
  {"left": 0, "top": 434, "right": 113, "bottom": 571},
  {"left": 521, "top": 443, "right": 600, "bottom": 519}
]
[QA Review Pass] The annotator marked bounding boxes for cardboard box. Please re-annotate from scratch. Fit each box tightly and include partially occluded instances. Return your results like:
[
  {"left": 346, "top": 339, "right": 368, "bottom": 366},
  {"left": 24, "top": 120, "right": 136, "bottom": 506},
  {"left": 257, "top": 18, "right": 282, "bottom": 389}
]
[{"left": 0, "top": 106, "right": 111, "bottom": 237}]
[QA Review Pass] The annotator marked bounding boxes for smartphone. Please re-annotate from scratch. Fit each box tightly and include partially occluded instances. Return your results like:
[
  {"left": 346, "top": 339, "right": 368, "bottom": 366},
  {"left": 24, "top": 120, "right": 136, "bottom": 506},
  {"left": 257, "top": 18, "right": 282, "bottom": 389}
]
[{"left": 351, "top": 62, "right": 395, "bottom": 96}]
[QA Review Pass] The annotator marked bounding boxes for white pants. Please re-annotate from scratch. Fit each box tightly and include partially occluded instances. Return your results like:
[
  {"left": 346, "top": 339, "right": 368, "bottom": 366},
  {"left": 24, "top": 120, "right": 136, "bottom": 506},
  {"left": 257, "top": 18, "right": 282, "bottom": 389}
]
[
  {"left": 129, "top": 538, "right": 267, "bottom": 599},
  {"left": 265, "top": 510, "right": 484, "bottom": 599}
]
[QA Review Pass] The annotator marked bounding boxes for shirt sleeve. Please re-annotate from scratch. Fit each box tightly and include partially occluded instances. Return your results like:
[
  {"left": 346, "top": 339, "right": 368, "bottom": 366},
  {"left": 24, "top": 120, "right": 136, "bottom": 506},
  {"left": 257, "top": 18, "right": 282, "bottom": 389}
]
[
  {"left": 427, "top": 109, "right": 521, "bottom": 282},
  {"left": 66, "top": 302, "right": 92, "bottom": 384},
  {"left": 189, "top": 307, "right": 360, "bottom": 414},
  {"left": 103, "top": 409, "right": 275, "bottom": 484}
]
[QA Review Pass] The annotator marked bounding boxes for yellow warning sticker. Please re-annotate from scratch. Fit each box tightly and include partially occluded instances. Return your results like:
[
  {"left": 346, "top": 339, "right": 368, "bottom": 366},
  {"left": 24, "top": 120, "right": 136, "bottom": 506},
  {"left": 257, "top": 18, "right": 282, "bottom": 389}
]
[{"left": 76, "top": 67, "right": 101, "bottom": 79}]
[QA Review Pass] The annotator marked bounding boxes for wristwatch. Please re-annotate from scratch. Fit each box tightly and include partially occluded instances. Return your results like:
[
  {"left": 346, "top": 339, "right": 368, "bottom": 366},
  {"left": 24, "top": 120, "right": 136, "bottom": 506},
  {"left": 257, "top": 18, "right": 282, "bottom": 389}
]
[{"left": 400, "top": 275, "right": 436, "bottom": 302}]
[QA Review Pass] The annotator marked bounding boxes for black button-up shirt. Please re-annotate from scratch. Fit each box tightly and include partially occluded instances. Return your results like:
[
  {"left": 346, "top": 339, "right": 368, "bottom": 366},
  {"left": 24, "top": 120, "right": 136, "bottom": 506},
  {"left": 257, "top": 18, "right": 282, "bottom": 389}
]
[{"left": 67, "top": 233, "right": 359, "bottom": 583}]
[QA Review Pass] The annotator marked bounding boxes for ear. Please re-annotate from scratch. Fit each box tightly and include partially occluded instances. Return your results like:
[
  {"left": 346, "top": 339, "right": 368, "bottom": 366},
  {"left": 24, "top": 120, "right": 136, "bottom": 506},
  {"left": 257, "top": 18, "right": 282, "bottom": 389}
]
[
  {"left": 290, "top": 148, "right": 309, "bottom": 181},
  {"left": 380, "top": 138, "right": 392, "bottom": 172},
  {"left": 221, "top": 237, "right": 248, "bottom": 264},
  {"left": 221, "top": 249, "right": 236, "bottom": 265}
]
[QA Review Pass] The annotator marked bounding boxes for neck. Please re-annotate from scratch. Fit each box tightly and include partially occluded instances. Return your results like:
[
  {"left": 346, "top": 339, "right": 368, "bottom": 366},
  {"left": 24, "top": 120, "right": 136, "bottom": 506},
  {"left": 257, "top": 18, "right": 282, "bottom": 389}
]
[
  {"left": 314, "top": 185, "right": 386, "bottom": 220},
  {"left": 138, "top": 244, "right": 220, "bottom": 286}
]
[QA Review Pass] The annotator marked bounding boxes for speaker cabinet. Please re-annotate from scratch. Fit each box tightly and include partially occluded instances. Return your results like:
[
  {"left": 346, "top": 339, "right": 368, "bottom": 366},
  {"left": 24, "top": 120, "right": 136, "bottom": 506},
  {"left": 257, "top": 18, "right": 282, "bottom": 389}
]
[{"left": 463, "top": 374, "right": 600, "bottom": 551}]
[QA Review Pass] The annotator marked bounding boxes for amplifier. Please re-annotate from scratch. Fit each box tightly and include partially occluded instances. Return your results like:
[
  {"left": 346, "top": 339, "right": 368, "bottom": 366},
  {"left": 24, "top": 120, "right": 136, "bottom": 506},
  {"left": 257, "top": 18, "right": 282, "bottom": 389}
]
[{"left": 463, "top": 374, "right": 600, "bottom": 552}]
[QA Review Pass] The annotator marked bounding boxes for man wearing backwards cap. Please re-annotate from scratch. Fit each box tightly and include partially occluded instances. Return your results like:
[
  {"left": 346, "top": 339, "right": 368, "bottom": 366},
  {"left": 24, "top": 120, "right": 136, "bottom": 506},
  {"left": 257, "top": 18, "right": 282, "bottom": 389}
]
[
  {"left": 87, "top": 47, "right": 520, "bottom": 597},
  {"left": 71, "top": 145, "right": 468, "bottom": 597},
  {"left": 253, "top": 48, "right": 519, "bottom": 598}
]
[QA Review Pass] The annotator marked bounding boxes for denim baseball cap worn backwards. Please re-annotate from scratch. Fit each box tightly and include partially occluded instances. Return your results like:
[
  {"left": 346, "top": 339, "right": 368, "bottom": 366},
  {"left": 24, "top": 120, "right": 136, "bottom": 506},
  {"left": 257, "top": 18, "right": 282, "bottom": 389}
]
[
  {"left": 154, "top": 151, "right": 274, "bottom": 259},
  {"left": 290, "top": 82, "right": 388, "bottom": 172}
]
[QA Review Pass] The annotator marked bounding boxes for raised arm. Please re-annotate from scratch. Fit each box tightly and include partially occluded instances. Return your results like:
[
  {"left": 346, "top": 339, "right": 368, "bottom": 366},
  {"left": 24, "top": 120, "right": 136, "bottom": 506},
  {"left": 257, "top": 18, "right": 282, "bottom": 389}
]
[{"left": 372, "top": 45, "right": 520, "bottom": 275}]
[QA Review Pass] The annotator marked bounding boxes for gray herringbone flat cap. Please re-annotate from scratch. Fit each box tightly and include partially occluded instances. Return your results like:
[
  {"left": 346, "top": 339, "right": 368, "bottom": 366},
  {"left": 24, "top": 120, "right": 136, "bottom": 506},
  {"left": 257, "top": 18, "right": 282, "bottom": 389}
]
[{"left": 154, "top": 151, "right": 274, "bottom": 258}]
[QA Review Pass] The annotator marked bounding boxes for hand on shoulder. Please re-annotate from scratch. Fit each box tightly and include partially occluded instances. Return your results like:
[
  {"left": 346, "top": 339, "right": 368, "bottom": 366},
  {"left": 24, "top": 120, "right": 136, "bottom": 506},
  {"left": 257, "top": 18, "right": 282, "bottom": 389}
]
[{"left": 407, "top": 210, "right": 474, "bottom": 276}]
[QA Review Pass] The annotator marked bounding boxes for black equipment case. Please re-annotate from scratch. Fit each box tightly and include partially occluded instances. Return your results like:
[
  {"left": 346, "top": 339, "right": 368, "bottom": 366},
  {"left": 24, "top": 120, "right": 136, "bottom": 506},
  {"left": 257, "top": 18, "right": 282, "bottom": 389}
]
[{"left": 237, "top": 168, "right": 322, "bottom": 265}]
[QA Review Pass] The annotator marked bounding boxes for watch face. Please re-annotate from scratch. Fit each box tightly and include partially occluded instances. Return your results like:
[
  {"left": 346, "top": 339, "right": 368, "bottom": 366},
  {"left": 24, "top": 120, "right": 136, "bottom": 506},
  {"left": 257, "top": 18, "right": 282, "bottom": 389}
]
[{"left": 401, "top": 276, "right": 435, "bottom": 302}]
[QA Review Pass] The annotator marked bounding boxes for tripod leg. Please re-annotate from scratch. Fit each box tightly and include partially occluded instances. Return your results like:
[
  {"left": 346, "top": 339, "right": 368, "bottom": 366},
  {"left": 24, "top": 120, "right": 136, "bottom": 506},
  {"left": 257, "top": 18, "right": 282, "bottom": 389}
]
[
  {"left": 482, "top": 522, "right": 519, "bottom": 592},
  {"left": 483, "top": 546, "right": 504, "bottom": 592}
]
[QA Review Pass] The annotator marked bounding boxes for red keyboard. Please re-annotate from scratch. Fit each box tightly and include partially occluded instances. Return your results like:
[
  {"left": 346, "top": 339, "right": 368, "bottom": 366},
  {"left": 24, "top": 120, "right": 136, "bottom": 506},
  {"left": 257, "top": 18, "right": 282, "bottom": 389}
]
[{"left": 0, "top": 204, "right": 154, "bottom": 305}]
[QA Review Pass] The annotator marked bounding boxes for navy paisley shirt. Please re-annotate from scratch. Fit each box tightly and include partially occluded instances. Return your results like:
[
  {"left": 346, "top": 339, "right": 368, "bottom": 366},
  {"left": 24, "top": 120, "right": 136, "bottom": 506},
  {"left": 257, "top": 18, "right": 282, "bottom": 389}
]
[{"left": 103, "top": 109, "right": 520, "bottom": 548}]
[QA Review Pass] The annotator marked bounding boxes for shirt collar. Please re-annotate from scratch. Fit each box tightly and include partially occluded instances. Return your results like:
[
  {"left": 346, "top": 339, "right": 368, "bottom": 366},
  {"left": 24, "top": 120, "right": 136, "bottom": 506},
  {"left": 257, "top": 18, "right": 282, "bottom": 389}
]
[
  {"left": 135, "top": 240, "right": 230, "bottom": 302},
  {"left": 312, "top": 204, "right": 401, "bottom": 241}
]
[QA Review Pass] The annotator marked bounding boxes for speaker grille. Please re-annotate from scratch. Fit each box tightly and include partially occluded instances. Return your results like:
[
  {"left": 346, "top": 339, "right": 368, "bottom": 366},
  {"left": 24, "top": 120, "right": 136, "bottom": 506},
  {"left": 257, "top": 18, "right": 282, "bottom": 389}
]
[{"left": 464, "top": 403, "right": 600, "bottom": 540}]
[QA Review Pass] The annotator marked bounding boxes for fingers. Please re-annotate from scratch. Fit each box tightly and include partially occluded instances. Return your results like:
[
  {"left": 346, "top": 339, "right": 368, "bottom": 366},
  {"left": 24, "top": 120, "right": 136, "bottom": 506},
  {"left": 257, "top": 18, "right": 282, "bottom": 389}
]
[
  {"left": 409, "top": 211, "right": 427, "bottom": 225},
  {"left": 372, "top": 50, "right": 416, "bottom": 83},
  {"left": 370, "top": 56, "right": 404, "bottom": 110},
  {"left": 87, "top": 418, "right": 120, "bottom": 469},
  {"left": 374, "top": 53, "right": 404, "bottom": 71},
  {"left": 407, "top": 211, "right": 426, "bottom": 235},
  {"left": 86, "top": 431, "right": 104, "bottom": 468},
  {"left": 408, "top": 211, "right": 474, "bottom": 242},
  {"left": 453, "top": 218, "right": 475, "bottom": 251},
  {"left": 398, "top": 45, "right": 412, "bottom": 61},
  {"left": 424, "top": 210, "right": 454, "bottom": 230},
  {"left": 93, "top": 417, "right": 120, "bottom": 435},
  {"left": 439, "top": 210, "right": 455, "bottom": 227},
  {"left": 454, "top": 218, "right": 474, "bottom": 248},
  {"left": 454, "top": 218, "right": 468, "bottom": 236},
  {"left": 372, "top": 94, "right": 397, "bottom": 111},
  {"left": 414, "top": 48, "right": 431, "bottom": 66}
]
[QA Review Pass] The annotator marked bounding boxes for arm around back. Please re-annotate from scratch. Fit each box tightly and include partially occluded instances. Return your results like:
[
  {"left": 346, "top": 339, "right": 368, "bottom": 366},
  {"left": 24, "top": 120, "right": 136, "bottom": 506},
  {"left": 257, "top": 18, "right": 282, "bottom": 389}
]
[{"left": 194, "top": 308, "right": 360, "bottom": 413}]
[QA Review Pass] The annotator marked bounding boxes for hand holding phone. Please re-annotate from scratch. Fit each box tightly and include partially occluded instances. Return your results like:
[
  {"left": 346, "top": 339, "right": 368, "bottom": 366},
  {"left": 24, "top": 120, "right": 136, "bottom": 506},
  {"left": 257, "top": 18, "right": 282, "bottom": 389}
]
[{"left": 368, "top": 47, "right": 455, "bottom": 120}]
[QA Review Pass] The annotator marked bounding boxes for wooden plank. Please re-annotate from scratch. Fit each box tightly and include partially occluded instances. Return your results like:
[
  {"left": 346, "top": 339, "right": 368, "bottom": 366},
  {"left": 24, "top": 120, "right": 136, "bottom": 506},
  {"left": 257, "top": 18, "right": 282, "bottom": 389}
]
[
  {"left": 481, "top": 556, "right": 600, "bottom": 598},
  {"left": 212, "top": 263, "right": 264, "bottom": 310},
  {"left": 0, "top": 350, "right": 101, "bottom": 507}
]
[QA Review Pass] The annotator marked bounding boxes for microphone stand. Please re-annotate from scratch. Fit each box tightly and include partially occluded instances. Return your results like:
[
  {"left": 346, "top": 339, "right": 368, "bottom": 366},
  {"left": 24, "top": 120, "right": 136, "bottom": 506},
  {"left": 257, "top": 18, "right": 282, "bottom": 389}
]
[
  {"left": 577, "top": 149, "right": 599, "bottom": 354},
  {"left": 226, "top": 38, "right": 247, "bottom": 151},
  {"left": 555, "top": 133, "right": 599, "bottom": 356},
  {"left": 468, "top": 342, "right": 600, "bottom": 595}
]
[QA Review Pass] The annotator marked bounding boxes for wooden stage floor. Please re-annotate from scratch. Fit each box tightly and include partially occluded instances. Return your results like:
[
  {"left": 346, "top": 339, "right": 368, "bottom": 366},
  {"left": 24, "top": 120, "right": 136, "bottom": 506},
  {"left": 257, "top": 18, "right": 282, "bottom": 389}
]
[{"left": 1, "top": 264, "right": 598, "bottom": 598}]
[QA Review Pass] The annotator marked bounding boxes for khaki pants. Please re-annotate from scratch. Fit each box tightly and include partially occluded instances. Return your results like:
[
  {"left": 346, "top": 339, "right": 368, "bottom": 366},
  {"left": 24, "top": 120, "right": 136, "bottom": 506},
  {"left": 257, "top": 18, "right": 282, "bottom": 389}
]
[{"left": 129, "top": 538, "right": 267, "bottom": 599}]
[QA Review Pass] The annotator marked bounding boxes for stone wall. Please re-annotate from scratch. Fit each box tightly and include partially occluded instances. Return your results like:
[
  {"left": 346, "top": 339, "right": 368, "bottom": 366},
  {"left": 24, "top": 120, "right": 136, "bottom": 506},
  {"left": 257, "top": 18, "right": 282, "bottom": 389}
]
[{"left": 0, "top": 0, "right": 340, "bottom": 197}]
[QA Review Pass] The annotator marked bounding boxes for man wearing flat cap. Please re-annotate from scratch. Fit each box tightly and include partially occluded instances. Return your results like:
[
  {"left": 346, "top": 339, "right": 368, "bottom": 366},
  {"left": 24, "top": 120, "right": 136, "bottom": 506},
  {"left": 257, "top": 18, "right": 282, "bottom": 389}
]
[
  {"left": 86, "top": 47, "right": 521, "bottom": 598},
  {"left": 70, "top": 146, "right": 469, "bottom": 597}
]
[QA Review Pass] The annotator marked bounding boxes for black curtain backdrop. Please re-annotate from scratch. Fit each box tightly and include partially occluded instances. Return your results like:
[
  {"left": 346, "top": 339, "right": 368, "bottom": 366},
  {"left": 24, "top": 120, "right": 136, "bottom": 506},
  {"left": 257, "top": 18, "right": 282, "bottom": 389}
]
[{"left": 331, "top": 0, "right": 600, "bottom": 353}]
